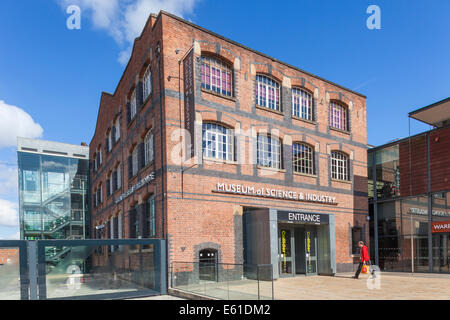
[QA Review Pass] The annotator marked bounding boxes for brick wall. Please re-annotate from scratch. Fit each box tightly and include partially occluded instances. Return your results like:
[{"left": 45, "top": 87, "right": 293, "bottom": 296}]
[{"left": 89, "top": 11, "right": 368, "bottom": 273}]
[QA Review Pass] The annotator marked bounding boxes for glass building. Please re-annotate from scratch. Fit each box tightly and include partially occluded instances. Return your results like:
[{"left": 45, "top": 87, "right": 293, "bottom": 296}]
[
  {"left": 17, "top": 137, "right": 90, "bottom": 240},
  {"left": 369, "top": 98, "right": 450, "bottom": 273}
]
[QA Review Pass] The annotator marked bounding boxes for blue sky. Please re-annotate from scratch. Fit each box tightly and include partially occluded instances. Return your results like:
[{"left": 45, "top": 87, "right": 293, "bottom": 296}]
[{"left": 0, "top": 0, "right": 449, "bottom": 239}]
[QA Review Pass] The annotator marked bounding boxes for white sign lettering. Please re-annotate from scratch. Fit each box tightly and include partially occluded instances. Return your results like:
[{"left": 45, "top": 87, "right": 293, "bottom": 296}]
[{"left": 213, "top": 182, "right": 337, "bottom": 205}]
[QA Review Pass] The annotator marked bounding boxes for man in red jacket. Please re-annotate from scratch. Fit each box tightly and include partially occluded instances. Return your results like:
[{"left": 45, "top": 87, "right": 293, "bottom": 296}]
[{"left": 353, "top": 241, "right": 370, "bottom": 279}]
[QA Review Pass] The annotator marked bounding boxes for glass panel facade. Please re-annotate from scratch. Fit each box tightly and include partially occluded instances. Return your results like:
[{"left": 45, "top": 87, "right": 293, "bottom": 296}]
[
  {"left": 369, "top": 143, "right": 450, "bottom": 273},
  {"left": 18, "top": 152, "right": 89, "bottom": 240},
  {"left": 375, "top": 144, "right": 400, "bottom": 199}
]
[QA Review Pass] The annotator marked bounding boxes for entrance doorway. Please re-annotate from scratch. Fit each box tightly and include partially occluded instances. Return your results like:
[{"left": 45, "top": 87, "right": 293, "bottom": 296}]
[
  {"left": 199, "top": 249, "right": 218, "bottom": 281},
  {"left": 432, "top": 233, "right": 450, "bottom": 273},
  {"left": 278, "top": 224, "right": 318, "bottom": 277}
]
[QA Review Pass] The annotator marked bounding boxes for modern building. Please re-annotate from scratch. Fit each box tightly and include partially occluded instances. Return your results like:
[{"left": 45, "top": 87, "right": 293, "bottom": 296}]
[
  {"left": 369, "top": 97, "right": 450, "bottom": 273},
  {"left": 90, "top": 11, "right": 368, "bottom": 278},
  {"left": 17, "top": 137, "right": 90, "bottom": 240}
]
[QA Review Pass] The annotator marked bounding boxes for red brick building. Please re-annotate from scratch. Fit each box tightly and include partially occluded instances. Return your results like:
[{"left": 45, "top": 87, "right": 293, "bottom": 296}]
[{"left": 90, "top": 11, "right": 368, "bottom": 278}]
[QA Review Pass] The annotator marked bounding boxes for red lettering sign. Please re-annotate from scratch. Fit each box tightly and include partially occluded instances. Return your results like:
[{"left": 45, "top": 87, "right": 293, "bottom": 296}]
[{"left": 431, "top": 221, "right": 450, "bottom": 233}]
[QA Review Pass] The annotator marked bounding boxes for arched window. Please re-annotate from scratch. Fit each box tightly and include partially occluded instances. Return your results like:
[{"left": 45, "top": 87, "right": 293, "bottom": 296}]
[
  {"left": 329, "top": 101, "right": 348, "bottom": 131},
  {"left": 144, "top": 131, "right": 154, "bottom": 165},
  {"left": 256, "top": 75, "right": 281, "bottom": 111},
  {"left": 202, "top": 123, "right": 234, "bottom": 161},
  {"left": 130, "top": 89, "right": 137, "bottom": 120},
  {"left": 331, "top": 151, "right": 350, "bottom": 181},
  {"left": 257, "top": 134, "right": 282, "bottom": 169},
  {"left": 293, "top": 143, "right": 315, "bottom": 175},
  {"left": 143, "top": 65, "right": 152, "bottom": 100},
  {"left": 292, "top": 88, "right": 313, "bottom": 121},
  {"left": 200, "top": 56, "right": 232, "bottom": 97}
]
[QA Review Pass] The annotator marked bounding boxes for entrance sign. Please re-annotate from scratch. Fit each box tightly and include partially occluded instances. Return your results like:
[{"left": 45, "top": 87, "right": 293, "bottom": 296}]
[
  {"left": 213, "top": 182, "right": 337, "bottom": 205},
  {"left": 278, "top": 211, "right": 329, "bottom": 225}
]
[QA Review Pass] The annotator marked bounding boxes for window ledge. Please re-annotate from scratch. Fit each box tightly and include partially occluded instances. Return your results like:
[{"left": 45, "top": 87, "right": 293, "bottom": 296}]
[
  {"left": 139, "top": 161, "right": 154, "bottom": 174},
  {"left": 203, "top": 157, "right": 238, "bottom": 165},
  {"left": 201, "top": 88, "right": 235, "bottom": 102},
  {"left": 292, "top": 116, "right": 317, "bottom": 125},
  {"left": 330, "top": 127, "right": 351, "bottom": 135},
  {"left": 141, "top": 94, "right": 152, "bottom": 109},
  {"left": 255, "top": 105, "right": 284, "bottom": 116},
  {"left": 127, "top": 116, "right": 137, "bottom": 129},
  {"left": 293, "top": 172, "right": 317, "bottom": 178},
  {"left": 331, "top": 178, "right": 352, "bottom": 184},
  {"left": 257, "top": 165, "right": 286, "bottom": 173}
]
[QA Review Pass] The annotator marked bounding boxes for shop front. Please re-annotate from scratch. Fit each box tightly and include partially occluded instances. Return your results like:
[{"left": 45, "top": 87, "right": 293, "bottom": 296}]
[
  {"left": 243, "top": 208, "right": 336, "bottom": 279},
  {"left": 278, "top": 211, "right": 331, "bottom": 277}
]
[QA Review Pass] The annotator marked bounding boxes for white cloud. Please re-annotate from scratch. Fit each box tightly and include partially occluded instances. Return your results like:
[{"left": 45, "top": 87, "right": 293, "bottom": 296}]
[
  {"left": 0, "top": 199, "right": 19, "bottom": 227},
  {"left": 0, "top": 100, "right": 43, "bottom": 148},
  {"left": 57, "top": 0, "right": 199, "bottom": 64},
  {"left": 0, "top": 164, "right": 18, "bottom": 198},
  {"left": 4, "top": 231, "right": 20, "bottom": 240}
]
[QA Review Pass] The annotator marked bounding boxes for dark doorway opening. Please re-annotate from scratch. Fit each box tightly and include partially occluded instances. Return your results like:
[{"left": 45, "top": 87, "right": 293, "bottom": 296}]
[{"left": 199, "top": 249, "right": 218, "bottom": 281}]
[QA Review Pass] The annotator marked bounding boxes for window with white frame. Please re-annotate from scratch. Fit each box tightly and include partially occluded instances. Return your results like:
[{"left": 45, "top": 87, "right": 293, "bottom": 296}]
[
  {"left": 331, "top": 151, "right": 350, "bottom": 181},
  {"left": 117, "top": 164, "right": 121, "bottom": 189},
  {"left": 93, "top": 153, "right": 97, "bottom": 171},
  {"left": 201, "top": 56, "right": 232, "bottom": 97},
  {"left": 256, "top": 75, "right": 281, "bottom": 111},
  {"left": 202, "top": 123, "right": 234, "bottom": 161},
  {"left": 293, "top": 143, "right": 315, "bottom": 175},
  {"left": 144, "top": 131, "right": 154, "bottom": 165},
  {"left": 115, "top": 117, "right": 120, "bottom": 141},
  {"left": 329, "top": 101, "right": 348, "bottom": 131},
  {"left": 143, "top": 65, "right": 152, "bottom": 100},
  {"left": 108, "top": 173, "right": 113, "bottom": 196},
  {"left": 292, "top": 88, "right": 313, "bottom": 121},
  {"left": 132, "top": 147, "right": 138, "bottom": 177},
  {"left": 130, "top": 89, "right": 137, "bottom": 120},
  {"left": 257, "top": 134, "right": 282, "bottom": 169},
  {"left": 148, "top": 196, "right": 156, "bottom": 238},
  {"left": 107, "top": 131, "right": 112, "bottom": 152}
]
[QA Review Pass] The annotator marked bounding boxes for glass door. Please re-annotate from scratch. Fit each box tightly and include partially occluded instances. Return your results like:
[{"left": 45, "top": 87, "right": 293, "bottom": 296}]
[
  {"left": 278, "top": 227, "right": 294, "bottom": 277},
  {"left": 305, "top": 228, "right": 318, "bottom": 276}
]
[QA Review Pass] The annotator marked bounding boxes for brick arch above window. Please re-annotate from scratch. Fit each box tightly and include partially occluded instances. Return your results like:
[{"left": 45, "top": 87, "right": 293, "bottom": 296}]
[
  {"left": 197, "top": 110, "right": 238, "bottom": 130},
  {"left": 327, "top": 143, "right": 354, "bottom": 159},
  {"left": 290, "top": 134, "right": 319, "bottom": 150},
  {"left": 327, "top": 91, "right": 353, "bottom": 109},
  {"left": 254, "top": 127, "right": 287, "bottom": 142},
  {"left": 290, "top": 79, "right": 317, "bottom": 94},
  {"left": 252, "top": 63, "right": 284, "bottom": 82},
  {"left": 197, "top": 41, "right": 236, "bottom": 66}
]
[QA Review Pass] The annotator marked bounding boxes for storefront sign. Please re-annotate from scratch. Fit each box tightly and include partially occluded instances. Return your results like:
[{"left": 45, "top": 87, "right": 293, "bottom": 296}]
[
  {"left": 408, "top": 207, "right": 450, "bottom": 217},
  {"left": 114, "top": 173, "right": 155, "bottom": 204},
  {"left": 277, "top": 211, "right": 329, "bottom": 225},
  {"left": 431, "top": 221, "right": 450, "bottom": 233},
  {"left": 213, "top": 182, "right": 337, "bottom": 205},
  {"left": 183, "top": 49, "right": 195, "bottom": 158}
]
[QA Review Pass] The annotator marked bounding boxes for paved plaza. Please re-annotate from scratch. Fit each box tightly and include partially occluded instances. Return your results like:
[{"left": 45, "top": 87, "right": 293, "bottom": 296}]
[
  {"left": 167, "top": 272, "right": 450, "bottom": 300},
  {"left": 271, "top": 272, "right": 450, "bottom": 300}
]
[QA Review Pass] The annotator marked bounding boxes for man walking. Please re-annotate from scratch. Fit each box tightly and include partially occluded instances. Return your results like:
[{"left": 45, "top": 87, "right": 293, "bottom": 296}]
[{"left": 353, "top": 241, "right": 370, "bottom": 279}]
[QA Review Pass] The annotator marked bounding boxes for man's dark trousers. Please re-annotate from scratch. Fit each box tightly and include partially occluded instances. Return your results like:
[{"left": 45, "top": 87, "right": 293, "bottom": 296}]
[{"left": 354, "top": 261, "right": 373, "bottom": 278}]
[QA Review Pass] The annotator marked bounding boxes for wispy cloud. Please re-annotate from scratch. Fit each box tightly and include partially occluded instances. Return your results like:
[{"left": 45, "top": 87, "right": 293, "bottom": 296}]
[
  {"left": 0, "top": 199, "right": 19, "bottom": 227},
  {"left": 352, "top": 78, "right": 376, "bottom": 91},
  {"left": 57, "top": 0, "right": 200, "bottom": 65},
  {"left": 0, "top": 100, "right": 43, "bottom": 149}
]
